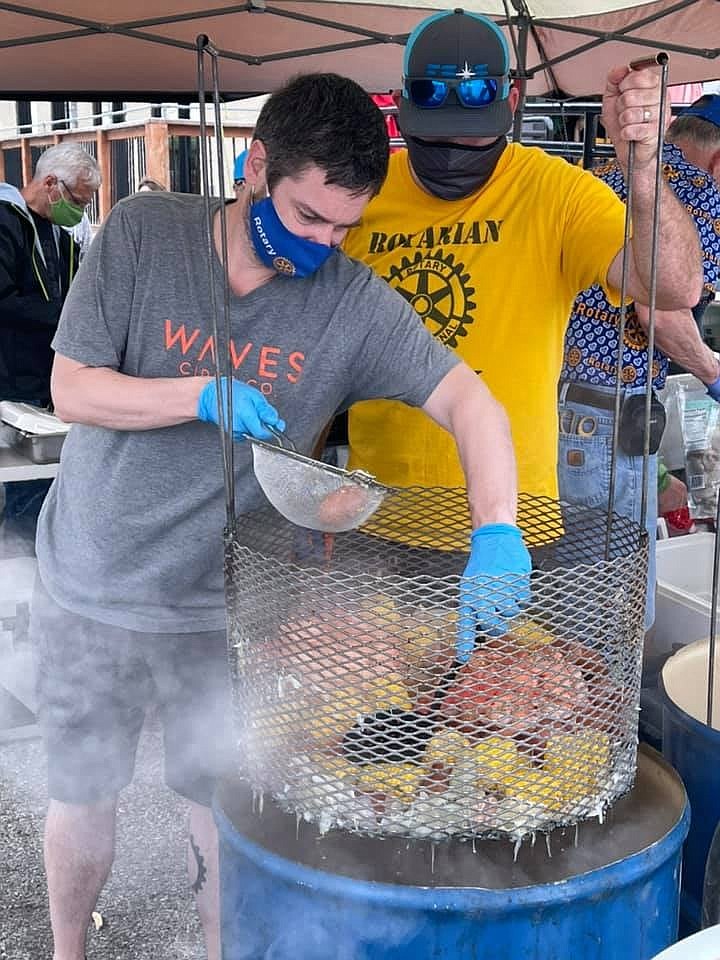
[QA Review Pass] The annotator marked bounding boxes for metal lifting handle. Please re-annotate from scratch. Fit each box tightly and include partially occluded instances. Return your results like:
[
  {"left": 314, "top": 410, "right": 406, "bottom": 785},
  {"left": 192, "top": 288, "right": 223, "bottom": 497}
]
[
  {"left": 196, "top": 34, "right": 237, "bottom": 529},
  {"left": 605, "top": 52, "right": 669, "bottom": 561},
  {"left": 638, "top": 52, "right": 670, "bottom": 534},
  {"left": 708, "top": 494, "right": 720, "bottom": 726}
]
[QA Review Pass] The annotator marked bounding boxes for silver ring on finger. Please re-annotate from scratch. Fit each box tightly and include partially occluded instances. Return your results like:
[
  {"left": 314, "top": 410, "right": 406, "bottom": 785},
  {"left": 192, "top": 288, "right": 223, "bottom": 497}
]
[{"left": 643, "top": 108, "right": 652, "bottom": 122}]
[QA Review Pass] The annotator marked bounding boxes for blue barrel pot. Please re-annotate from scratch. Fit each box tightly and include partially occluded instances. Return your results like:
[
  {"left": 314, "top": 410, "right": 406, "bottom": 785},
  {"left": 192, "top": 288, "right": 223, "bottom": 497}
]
[
  {"left": 660, "top": 639, "right": 720, "bottom": 934},
  {"left": 214, "top": 746, "right": 688, "bottom": 960}
]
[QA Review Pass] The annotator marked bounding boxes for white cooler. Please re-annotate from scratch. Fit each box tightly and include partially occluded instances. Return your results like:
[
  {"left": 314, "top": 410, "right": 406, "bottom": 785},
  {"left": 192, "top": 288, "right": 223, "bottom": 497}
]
[{"left": 652, "top": 532, "right": 716, "bottom": 665}]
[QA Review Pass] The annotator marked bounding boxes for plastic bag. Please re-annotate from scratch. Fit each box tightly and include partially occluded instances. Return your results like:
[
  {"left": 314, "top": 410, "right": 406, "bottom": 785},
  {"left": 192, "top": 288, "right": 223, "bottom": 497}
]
[{"left": 679, "top": 382, "right": 720, "bottom": 518}]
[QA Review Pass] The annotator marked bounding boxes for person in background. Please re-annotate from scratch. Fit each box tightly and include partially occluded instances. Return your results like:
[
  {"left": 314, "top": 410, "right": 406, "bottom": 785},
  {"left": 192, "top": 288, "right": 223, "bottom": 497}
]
[
  {"left": 137, "top": 175, "right": 167, "bottom": 192},
  {"left": 0, "top": 143, "right": 100, "bottom": 547},
  {"left": 67, "top": 210, "right": 94, "bottom": 262},
  {"left": 31, "top": 73, "right": 529, "bottom": 960},
  {"left": 559, "top": 94, "right": 720, "bottom": 625},
  {"left": 232, "top": 147, "right": 249, "bottom": 198},
  {"left": 343, "top": 10, "right": 702, "bottom": 516},
  {"left": 657, "top": 459, "right": 689, "bottom": 517}
]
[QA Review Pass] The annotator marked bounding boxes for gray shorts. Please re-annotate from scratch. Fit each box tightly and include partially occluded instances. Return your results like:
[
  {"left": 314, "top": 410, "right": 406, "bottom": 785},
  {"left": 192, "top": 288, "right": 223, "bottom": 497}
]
[{"left": 31, "top": 577, "right": 235, "bottom": 806}]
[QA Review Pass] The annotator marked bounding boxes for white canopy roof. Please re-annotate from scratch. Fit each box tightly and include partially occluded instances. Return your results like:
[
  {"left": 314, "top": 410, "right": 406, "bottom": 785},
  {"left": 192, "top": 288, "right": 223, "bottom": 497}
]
[{"left": 0, "top": 0, "right": 717, "bottom": 99}]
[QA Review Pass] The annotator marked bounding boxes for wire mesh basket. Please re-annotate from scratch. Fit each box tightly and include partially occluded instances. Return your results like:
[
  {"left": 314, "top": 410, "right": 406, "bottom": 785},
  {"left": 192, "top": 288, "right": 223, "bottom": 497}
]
[{"left": 225, "top": 488, "right": 648, "bottom": 842}]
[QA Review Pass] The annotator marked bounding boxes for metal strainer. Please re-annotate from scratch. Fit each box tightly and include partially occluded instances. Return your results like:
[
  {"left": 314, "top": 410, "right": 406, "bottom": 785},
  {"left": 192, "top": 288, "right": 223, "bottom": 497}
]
[{"left": 246, "top": 429, "right": 390, "bottom": 533}]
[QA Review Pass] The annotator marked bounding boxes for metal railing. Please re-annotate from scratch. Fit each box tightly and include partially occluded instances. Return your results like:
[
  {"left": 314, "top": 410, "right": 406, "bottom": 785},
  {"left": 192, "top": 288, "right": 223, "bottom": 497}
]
[{"left": 0, "top": 119, "right": 253, "bottom": 223}]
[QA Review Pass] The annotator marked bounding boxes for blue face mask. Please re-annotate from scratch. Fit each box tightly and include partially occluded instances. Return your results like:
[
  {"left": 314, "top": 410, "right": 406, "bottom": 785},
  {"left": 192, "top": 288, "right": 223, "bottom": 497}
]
[{"left": 249, "top": 194, "right": 334, "bottom": 278}]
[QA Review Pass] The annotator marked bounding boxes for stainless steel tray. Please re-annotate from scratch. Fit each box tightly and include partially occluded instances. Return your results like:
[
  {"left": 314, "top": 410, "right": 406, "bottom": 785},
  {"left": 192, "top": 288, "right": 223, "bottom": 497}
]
[{"left": 9, "top": 429, "right": 66, "bottom": 464}]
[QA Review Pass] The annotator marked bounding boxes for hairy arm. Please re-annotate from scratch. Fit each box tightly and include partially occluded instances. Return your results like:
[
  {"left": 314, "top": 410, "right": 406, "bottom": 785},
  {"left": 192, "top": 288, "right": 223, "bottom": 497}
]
[
  {"left": 606, "top": 181, "right": 702, "bottom": 310},
  {"left": 634, "top": 303, "right": 720, "bottom": 384},
  {"left": 51, "top": 353, "right": 209, "bottom": 429},
  {"left": 422, "top": 363, "right": 517, "bottom": 529},
  {"left": 602, "top": 64, "right": 702, "bottom": 309}
]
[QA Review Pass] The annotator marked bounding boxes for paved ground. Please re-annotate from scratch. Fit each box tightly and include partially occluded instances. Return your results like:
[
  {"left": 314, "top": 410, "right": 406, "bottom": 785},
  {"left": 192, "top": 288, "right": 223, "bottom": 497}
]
[{"left": 0, "top": 717, "right": 206, "bottom": 960}]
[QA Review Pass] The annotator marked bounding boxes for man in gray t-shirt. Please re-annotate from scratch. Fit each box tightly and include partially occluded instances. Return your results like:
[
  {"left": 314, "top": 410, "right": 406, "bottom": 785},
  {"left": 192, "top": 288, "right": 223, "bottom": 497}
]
[{"left": 32, "top": 73, "right": 530, "bottom": 960}]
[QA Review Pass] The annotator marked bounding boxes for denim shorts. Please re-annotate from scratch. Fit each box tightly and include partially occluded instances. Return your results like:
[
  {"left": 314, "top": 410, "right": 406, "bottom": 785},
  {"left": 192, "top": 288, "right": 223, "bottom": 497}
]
[
  {"left": 557, "top": 385, "right": 658, "bottom": 627},
  {"left": 31, "top": 577, "right": 235, "bottom": 806}
]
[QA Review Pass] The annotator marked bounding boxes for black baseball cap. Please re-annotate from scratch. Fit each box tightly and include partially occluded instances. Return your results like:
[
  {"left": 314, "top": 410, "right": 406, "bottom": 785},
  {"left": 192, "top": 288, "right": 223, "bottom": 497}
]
[
  {"left": 679, "top": 94, "right": 720, "bottom": 129},
  {"left": 398, "top": 9, "right": 513, "bottom": 139}
]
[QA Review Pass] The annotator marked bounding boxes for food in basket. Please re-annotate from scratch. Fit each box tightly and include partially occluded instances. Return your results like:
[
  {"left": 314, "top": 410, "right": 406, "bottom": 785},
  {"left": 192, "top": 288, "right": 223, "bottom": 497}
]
[
  {"left": 544, "top": 731, "right": 610, "bottom": 797},
  {"left": 271, "top": 611, "right": 403, "bottom": 685},
  {"left": 508, "top": 617, "right": 557, "bottom": 649},
  {"left": 356, "top": 762, "right": 423, "bottom": 803},
  {"left": 317, "top": 484, "right": 372, "bottom": 530},
  {"left": 441, "top": 638, "right": 591, "bottom": 733},
  {"left": 472, "top": 736, "right": 530, "bottom": 791},
  {"left": 424, "top": 729, "right": 471, "bottom": 768}
]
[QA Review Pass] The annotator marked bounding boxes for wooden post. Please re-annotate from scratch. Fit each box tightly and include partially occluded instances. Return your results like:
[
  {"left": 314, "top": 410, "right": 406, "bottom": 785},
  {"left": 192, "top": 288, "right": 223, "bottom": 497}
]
[
  {"left": 96, "top": 128, "right": 111, "bottom": 221},
  {"left": 144, "top": 120, "right": 170, "bottom": 190},
  {"left": 0, "top": 149, "right": 5, "bottom": 184}
]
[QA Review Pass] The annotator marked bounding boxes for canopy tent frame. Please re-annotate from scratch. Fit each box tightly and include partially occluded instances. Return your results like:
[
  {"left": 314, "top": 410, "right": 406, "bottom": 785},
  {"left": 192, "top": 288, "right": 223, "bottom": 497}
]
[{"left": 0, "top": 0, "right": 716, "bottom": 101}]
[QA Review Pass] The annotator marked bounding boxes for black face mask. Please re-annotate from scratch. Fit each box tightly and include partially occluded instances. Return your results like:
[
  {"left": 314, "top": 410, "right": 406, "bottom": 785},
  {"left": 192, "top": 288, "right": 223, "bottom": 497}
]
[{"left": 406, "top": 135, "right": 508, "bottom": 200}]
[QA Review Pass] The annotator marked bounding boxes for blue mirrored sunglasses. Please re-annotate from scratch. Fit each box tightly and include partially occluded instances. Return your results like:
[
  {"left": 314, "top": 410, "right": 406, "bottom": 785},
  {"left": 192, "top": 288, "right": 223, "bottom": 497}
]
[{"left": 406, "top": 75, "right": 505, "bottom": 109}]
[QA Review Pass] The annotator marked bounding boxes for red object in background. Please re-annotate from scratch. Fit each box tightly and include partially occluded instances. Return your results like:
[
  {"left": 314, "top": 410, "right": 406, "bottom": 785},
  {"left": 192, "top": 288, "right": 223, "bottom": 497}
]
[
  {"left": 372, "top": 94, "right": 402, "bottom": 150},
  {"left": 663, "top": 506, "right": 695, "bottom": 533}
]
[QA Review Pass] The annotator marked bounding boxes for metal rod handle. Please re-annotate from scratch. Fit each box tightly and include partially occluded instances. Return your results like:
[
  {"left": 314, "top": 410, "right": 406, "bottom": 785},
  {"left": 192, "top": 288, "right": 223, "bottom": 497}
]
[
  {"left": 605, "top": 140, "right": 635, "bottom": 561},
  {"left": 708, "top": 494, "right": 720, "bottom": 726},
  {"left": 196, "top": 35, "right": 236, "bottom": 528},
  {"left": 639, "top": 56, "right": 670, "bottom": 533},
  {"left": 629, "top": 53, "right": 669, "bottom": 70}
]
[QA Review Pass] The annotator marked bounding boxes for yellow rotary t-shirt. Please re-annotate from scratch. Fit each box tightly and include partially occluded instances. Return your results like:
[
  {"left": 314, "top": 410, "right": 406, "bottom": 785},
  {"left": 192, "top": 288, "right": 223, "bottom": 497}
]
[{"left": 344, "top": 142, "right": 626, "bottom": 501}]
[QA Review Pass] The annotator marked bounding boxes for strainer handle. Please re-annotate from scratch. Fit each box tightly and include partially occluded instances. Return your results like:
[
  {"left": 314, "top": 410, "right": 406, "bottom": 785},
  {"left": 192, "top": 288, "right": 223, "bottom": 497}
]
[
  {"left": 239, "top": 423, "right": 298, "bottom": 451},
  {"left": 264, "top": 423, "right": 297, "bottom": 451}
]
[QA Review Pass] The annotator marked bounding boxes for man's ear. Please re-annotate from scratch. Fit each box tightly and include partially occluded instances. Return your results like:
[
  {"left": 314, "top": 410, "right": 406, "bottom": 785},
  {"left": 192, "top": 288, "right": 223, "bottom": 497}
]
[
  {"left": 507, "top": 85, "right": 521, "bottom": 114},
  {"left": 709, "top": 148, "right": 720, "bottom": 187},
  {"left": 246, "top": 139, "right": 267, "bottom": 189}
]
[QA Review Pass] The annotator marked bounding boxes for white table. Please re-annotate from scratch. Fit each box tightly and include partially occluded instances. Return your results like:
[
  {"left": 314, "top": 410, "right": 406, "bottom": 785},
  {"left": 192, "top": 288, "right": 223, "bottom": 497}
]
[{"left": 0, "top": 446, "right": 59, "bottom": 482}]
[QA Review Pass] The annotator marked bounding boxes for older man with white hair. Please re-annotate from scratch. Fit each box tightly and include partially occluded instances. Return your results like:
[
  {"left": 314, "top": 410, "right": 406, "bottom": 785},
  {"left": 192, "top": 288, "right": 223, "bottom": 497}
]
[{"left": 0, "top": 142, "right": 101, "bottom": 544}]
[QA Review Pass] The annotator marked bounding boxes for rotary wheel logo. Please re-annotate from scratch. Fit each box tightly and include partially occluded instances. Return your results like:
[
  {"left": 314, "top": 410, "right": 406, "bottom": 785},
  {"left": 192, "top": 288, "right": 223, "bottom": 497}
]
[
  {"left": 384, "top": 249, "right": 476, "bottom": 347},
  {"left": 566, "top": 346, "right": 582, "bottom": 368},
  {"left": 273, "top": 256, "right": 296, "bottom": 276},
  {"left": 623, "top": 311, "right": 648, "bottom": 351}
]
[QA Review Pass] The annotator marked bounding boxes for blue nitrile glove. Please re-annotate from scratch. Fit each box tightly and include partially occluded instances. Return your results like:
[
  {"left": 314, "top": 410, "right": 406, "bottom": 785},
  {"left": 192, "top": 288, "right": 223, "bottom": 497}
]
[
  {"left": 197, "top": 377, "right": 285, "bottom": 441},
  {"left": 707, "top": 376, "right": 720, "bottom": 403},
  {"left": 457, "top": 523, "right": 532, "bottom": 663}
]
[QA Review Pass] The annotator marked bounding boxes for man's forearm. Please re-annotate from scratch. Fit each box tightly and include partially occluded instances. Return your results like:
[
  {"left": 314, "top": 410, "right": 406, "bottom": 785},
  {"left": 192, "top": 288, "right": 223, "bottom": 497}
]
[
  {"left": 52, "top": 357, "right": 208, "bottom": 430},
  {"left": 422, "top": 364, "right": 518, "bottom": 529},
  {"left": 635, "top": 303, "right": 719, "bottom": 384},
  {"left": 627, "top": 173, "right": 702, "bottom": 309}
]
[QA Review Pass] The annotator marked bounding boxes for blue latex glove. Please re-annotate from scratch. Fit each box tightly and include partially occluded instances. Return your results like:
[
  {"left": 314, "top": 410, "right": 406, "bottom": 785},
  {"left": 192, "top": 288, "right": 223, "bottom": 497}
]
[
  {"left": 707, "top": 376, "right": 720, "bottom": 403},
  {"left": 197, "top": 377, "right": 285, "bottom": 441},
  {"left": 457, "top": 523, "right": 532, "bottom": 663}
]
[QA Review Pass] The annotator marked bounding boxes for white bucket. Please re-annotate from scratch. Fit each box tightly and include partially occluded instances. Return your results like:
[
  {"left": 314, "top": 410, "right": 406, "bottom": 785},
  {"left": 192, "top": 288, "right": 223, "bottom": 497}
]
[
  {"left": 650, "top": 924, "right": 720, "bottom": 959},
  {"left": 661, "top": 638, "right": 720, "bottom": 730}
]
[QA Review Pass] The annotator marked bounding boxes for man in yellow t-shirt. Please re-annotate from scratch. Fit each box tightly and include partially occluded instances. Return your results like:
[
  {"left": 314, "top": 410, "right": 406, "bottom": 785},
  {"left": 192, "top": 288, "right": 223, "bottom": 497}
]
[{"left": 344, "top": 10, "right": 702, "bottom": 502}]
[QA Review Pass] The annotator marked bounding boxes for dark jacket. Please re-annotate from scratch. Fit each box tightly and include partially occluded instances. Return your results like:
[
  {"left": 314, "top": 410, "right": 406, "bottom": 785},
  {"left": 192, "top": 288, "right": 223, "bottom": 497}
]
[{"left": 0, "top": 183, "right": 79, "bottom": 406}]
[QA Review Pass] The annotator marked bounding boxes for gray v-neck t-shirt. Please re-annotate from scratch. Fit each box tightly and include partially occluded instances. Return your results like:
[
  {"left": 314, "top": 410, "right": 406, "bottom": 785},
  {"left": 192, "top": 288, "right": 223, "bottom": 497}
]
[{"left": 36, "top": 192, "right": 459, "bottom": 633}]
